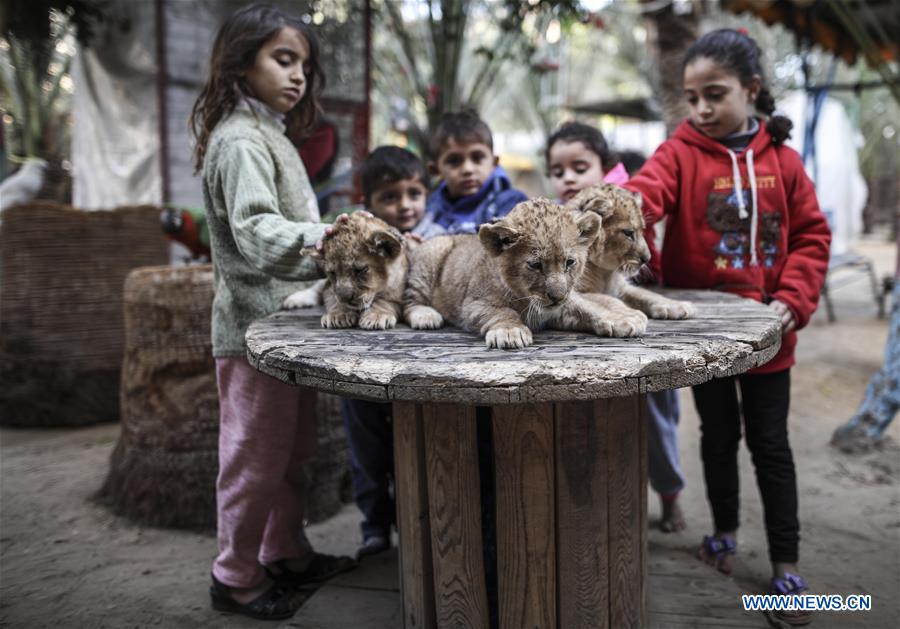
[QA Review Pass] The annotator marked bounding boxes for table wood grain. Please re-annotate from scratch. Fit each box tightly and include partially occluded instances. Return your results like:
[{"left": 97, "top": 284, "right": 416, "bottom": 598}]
[{"left": 246, "top": 290, "right": 782, "bottom": 405}]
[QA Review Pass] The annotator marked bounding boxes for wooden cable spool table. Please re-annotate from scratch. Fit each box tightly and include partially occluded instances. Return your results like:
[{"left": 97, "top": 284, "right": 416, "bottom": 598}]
[{"left": 246, "top": 290, "right": 781, "bottom": 629}]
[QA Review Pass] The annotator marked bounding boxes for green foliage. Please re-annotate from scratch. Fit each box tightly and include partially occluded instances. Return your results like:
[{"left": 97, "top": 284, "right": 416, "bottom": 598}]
[
  {"left": 373, "top": 0, "right": 582, "bottom": 150},
  {"left": 0, "top": 0, "right": 104, "bottom": 45},
  {"left": 0, "top": 0, "right": 105, "bottom": 162}
]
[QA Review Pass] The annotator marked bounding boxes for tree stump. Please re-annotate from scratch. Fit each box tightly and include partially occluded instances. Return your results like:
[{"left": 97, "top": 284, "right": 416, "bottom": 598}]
[
  {"left": 0, "top": 202, "right": 169, "bottom": 426},
  {"left": 98, "top": 264, "right": 219, "bottom": 529},
  {"left": 98, "top": 265, "right": 350, "bottom": 529}
]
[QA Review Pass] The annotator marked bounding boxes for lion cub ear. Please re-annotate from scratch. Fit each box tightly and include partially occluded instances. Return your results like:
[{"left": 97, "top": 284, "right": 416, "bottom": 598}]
[
  {"left": 630, "top": 190, "right": 643, "bottom": 208},
  {"left": 575, "top": 211, "right": 602, "bottom": 245},
  {"left": 479, "top": 222, "right": 520, "bottom": 257},
  {"left": 567, "top": 185, "right": 615, "bottom": 219},
  {"left": 367, "top": 229, "right": 404, "bottom": 259}
]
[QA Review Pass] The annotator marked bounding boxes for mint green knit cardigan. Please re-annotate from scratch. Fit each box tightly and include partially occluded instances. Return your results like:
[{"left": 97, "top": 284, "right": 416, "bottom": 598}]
[{"left": 202, "top": 108, "right": 327, "bottom": 357}]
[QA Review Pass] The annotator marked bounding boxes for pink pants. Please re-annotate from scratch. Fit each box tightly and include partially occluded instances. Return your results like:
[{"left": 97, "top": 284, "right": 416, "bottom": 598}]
[{"left": 212, "top": 357, "right": 318, "bottom": 588}]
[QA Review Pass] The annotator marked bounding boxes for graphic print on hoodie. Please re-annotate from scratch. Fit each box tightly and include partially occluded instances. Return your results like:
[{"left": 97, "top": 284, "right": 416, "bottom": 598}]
[{"left": 706, "top": 179, "right": 782, "bottom": 271}]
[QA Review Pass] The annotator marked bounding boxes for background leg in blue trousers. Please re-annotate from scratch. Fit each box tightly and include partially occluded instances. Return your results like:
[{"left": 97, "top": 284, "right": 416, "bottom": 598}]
[{"left": 647, "top": 389, "right": 687, "bottom": 532}]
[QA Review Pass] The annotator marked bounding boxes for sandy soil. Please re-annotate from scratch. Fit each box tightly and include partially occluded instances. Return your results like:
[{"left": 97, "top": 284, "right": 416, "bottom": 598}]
[{"left": 1, "top": 238, "right": 898, "bottom": 629}]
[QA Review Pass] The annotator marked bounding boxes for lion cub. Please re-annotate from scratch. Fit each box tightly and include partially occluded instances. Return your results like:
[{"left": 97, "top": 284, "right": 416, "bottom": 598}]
[
  {"left": 404, "top": 198, "right": 618, "bottom": 349},
  {"left": 287, "top": 213, "right": 409, "bottom": 330},
  {"left": 567, "top": 183, "right": 696, "bottom": 324}
]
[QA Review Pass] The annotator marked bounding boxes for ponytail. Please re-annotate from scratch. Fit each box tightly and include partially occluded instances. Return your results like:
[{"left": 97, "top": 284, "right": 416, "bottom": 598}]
[{"left": 755, "top": 87, "right": 792, "bottom": 145}]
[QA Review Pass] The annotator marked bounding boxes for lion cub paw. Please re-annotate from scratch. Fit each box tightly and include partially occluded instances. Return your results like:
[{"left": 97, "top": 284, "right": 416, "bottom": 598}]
[
  {"left": 359, "top": 310, "right": 397, "bottom": 330},
  {"left": 407, "top": 305, "right": 444, "bottom": 329},
  {"left": 594, "top": 309, "right": 648, "bottom": 337},
  {"left": 282, "top": 287, "right": 321, "bottom": 309},
  {"left": 321, "top": 311, "right": 358, "bottom": 329},
  {"left": 613, "top": 310, "right": 648, "bottom": 336},
  {"left": 485, "top": 325, "right": 533, "bottom": 349},
  {"left": 591, "top": 320, "right": 616, "bottom": 337},
  {"left": 648, "top": 300, "right": 696, "bottom": 320}
]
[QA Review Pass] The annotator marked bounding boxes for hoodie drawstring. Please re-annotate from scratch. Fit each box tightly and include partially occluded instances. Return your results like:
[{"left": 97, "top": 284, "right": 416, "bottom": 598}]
[
  {"left": 746, "top": 149, "right": 759, "bottom": 267},
  {"left": 727, "top": 148, "right": 759, "bottom": 267},
  {"left": 727, "top": 149, "right": 747, "bottom": 219}
]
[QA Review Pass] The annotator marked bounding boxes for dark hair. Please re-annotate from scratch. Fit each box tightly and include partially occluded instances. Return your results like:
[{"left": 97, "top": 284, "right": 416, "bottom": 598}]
[
  {"left": 683, "top": 28, "right": 792, "bottom": 145},
  {"left": 360, "top": 146, "right": 428, "bottom": 204},
  {"left": 545, "top": 121, "right": 617, "bottom": 171},
  {"left": 616, "top": 149, "right": 647, "bottom": 177},
  {"left": 190, "top": 2, "right": 325, "bottom": 172},
  {"left": 428, "top": 110, "right": 493, "bottom": 161}
]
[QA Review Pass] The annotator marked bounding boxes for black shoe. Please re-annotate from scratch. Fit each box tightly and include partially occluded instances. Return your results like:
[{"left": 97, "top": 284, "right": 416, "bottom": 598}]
[
  {"left": 356, "top": 535, "right": 390, "bottom": 560},
  {"left": 209, "top": 573, "right": 308, "bottom": 621},
  {"left": 264, "top": 553, "right": 357, "bottom": 586}
]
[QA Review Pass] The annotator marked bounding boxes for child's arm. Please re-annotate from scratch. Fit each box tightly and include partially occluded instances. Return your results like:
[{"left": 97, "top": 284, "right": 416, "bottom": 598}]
[
  {"left": 623, "top": 143, "right": 682, "bottom": 280},
  {"left": 769, "top": 149, "right": 832, "bottom": 330},
  {"left": 218, "top": 138, "right": 328, "bottom": 281}
]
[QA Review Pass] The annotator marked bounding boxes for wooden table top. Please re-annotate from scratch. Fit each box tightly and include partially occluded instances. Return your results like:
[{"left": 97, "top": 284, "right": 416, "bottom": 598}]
[{"left": 246, "top": 290, "right": 781, "bottom": 405}]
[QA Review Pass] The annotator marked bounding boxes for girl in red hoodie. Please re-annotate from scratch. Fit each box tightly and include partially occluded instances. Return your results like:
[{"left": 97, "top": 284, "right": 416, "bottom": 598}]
[{"left": 626, "top": 29, "right": 830, "bottom": 623}]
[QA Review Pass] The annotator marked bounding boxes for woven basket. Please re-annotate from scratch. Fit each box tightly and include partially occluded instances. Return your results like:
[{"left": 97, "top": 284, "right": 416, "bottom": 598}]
[
  {"left": 0, "top": 202, "right": 169, "bottom": 426},
  {"left": 97, "top": 264, "right": 219, "bottom": 529}
]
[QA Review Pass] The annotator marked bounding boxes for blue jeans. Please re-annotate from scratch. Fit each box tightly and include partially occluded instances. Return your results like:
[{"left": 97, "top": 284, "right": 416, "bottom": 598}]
[
  {"left": 841, "top": 282, "right": 900, "bottom": 437},
  {"left": 646, "top": 389, "right": 686, "bottom": 497},
  {"left": 341, "top": 398, "right": 395, "bottom": 540}
]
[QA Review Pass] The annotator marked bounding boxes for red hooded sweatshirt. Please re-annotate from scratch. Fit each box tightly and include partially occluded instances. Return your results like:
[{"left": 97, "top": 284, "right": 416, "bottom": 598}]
[{"left": 625, "top": 119, "right": 831, "bottom": 374}]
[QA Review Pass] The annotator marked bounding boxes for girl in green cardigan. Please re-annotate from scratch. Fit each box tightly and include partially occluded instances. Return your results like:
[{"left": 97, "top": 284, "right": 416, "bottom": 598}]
[{"left": 190, "top": 3, "right": 354, "bottom": 620}]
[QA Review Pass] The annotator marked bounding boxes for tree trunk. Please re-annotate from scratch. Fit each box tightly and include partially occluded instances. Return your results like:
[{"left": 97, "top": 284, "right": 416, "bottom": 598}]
[
  {"left": 646, "top": 2, "right": 701, "bottom": 135},
  {"left": 35, "top": 153, "right": 72, "bottom": 204}
]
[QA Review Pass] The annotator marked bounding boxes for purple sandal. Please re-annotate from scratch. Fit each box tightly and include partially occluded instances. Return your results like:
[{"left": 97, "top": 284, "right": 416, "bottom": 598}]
[
  {"left": 698, "top": 534, "right": 737, "bottom": 574},
  {"left": 770, "top": 572, "right": 812, "bottom": 626}
]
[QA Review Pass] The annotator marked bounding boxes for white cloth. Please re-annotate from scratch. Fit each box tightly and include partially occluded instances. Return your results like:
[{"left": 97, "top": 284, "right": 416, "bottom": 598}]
[
  {"left": 780, "top": 91, "right": 868, "bottom": 256},
  {"left": 71, "top": 0, "right": 161, "bottom": 209}
]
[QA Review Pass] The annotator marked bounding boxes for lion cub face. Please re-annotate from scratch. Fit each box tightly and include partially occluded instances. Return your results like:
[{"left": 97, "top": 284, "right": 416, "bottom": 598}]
[
  {"left": 567, "top": 183, "right": 650, "bottom": 279},
  {"left": 479, "top": 198, "right": 601, "bottom": 310},
  {"left": 310, "top": 214, "right": 404, "bottom": 311}
]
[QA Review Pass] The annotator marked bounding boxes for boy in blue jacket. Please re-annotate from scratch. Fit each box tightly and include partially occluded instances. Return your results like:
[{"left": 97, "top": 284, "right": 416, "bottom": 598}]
[{"left": 417, "top": 110, "right": 527, "bottom": 238}]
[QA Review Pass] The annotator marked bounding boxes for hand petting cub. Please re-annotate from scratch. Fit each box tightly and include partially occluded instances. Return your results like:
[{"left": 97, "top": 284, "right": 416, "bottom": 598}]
[
  {"left": 404, "top": 198, "right": 625, "bottom": 349},
  {"left": 298, "top": 213, "right": 409, "bottom": 330}
]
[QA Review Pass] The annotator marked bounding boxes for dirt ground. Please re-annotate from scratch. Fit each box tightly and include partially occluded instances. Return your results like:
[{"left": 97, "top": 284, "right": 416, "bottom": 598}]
[{"left": 1, "top": 237, "right": 898, "bottom": 629}]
